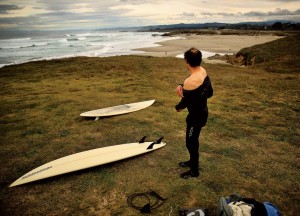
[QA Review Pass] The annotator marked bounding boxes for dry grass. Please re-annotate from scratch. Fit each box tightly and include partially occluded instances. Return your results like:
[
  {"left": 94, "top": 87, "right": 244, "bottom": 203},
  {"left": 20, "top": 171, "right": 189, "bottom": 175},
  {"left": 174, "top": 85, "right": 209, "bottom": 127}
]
[
  {"left": 0, "top": 55, "right": 299, "bottom": 215},
  {"left": 236, "top": 34, "right": 300, "bottom": 73}
]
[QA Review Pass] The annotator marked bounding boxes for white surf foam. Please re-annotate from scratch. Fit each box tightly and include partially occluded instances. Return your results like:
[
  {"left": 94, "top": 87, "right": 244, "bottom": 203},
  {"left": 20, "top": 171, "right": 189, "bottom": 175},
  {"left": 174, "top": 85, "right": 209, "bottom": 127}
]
[{"left": 0, "top": 31, "right": 213, "bottom": 68}]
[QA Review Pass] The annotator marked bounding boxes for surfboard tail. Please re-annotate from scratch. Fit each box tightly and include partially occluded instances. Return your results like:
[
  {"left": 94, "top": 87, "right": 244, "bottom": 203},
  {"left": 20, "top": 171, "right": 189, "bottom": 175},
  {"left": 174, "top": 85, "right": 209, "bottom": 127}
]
[{"left": 147, "top": 137, "right": 164, "bottom": 149}]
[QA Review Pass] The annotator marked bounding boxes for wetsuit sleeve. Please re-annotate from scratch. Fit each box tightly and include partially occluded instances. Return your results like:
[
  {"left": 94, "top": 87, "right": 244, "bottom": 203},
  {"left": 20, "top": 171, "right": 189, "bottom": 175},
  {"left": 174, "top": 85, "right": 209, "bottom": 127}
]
[
  {"left": 207, "top": 83, "right": 213, "bottom": 98},
  {"left": 175, "top": 96, "right": 187, "bottom": 110}
]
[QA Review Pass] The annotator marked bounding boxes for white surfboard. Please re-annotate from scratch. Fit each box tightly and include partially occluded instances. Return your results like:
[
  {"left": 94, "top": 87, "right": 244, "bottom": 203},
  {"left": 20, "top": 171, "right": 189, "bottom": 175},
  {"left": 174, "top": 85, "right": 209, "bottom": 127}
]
[
  {"left": 10, "top": 137, "right": 165, "bottom": 187},
  {"left": 80, "top": 99, "right": 155, "bottom": 120}
]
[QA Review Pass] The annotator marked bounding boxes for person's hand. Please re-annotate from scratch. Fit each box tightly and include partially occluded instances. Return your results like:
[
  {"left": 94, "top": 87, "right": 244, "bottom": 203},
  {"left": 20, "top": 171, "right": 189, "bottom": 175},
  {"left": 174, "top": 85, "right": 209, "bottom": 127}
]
[{"left": 176, "top": 85, "right": 183, "bottom": 98}]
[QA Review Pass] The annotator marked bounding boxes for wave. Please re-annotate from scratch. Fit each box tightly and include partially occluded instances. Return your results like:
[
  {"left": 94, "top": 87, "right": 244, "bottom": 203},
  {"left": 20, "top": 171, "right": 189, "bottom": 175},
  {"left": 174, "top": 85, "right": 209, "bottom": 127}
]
[
  {"left": 65, "top": 33, "right": 107, "bottom": 37},
  {"left": 0, "top": 44, "right": 109, "bottom": 69},
  {"left": 67, "top": 37, "right": 86, "bottom": 41},
  {"left": 59, "top": 37, "right": 87, "bottom": 42},
  {"left": 0, "top": 31, "right": 190, "bottom": 69},
  {"left": 65, "top": 34, "right": 76, "bottom": 37},
  {"left": 75, "top": 32, "right": 116, "bottom": 38},
  {"left": 59, "top": 38, "right": 68, "bottom": 43},
  {"left": 0, "top": 45, "right": 23, "bottom": 49},
  {"left": 67, "top": 38, "right": 79, "bottom": 41},
  {"left": 22, "top": 42, "right": 48, "bottom": 48},
  {"left": 0, "top": 42, "right": 48, "bottom": 49},
  {"left": 89, "top": 42, "right": 104, "bottom": 47},
  {"left": 69, "top": 44, "right": 84, "bottom": 47},
  {"left": 0, "top": 37, "right": 31, "bottom": 42},
  {"left": 0, "top": 37, "right": 32, "bottom": 49}
]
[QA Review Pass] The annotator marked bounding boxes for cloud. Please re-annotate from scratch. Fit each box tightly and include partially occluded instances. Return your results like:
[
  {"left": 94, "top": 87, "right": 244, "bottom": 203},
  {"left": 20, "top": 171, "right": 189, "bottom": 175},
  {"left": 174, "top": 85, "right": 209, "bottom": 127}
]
[
  {"left": 243, "top": 8, "right": 300, "bottom": 17},
  {"left": 271, "top": 0, "right": 300, "bottom": 2},
  {"left": 119, "top": 0, "right": 161, "bottom": 4},
  {"left": 268, "top": 8, "right": 300, "bottom": 16},
  {"left": 201, "top": 11, "right": 236, "bottom": 16},
  {"left": 201, "top": 8, "right": 300, "bottom": 18},
  {"left": 35, "top": 1, "right": 124, "bottom": 12},
  {"left": 0, "top": 4, "right": 24, "bottom": 14},
  {"left": 0, "top": 4, "right": 136, "bottom": 30},
  {"left": 181, "top": 12, "right": 196, "bottom": 17},
  {"left": 0, "top": 0, "right": 300, "bottom": 30}
]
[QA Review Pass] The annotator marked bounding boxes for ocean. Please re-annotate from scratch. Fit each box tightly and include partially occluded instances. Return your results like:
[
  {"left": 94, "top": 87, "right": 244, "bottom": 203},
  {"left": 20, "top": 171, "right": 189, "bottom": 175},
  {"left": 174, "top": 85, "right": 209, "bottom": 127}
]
[{"left": 0, "top": 30, "right": 216, "bottom": 68}]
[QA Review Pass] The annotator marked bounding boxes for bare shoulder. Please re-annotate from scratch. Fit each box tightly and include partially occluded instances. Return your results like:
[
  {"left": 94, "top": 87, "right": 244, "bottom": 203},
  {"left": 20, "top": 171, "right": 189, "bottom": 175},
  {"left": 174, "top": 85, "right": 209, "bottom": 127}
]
[
  {"left": 183, "top": 77, "right": 193, "bottom": 90},
  {"left": 201, "top": 67, "right": 207, "bottom": 76},
  {"left": 184, "top": 67, "right": 208, "bottom": 90},
  {"left": 183, "top": 77, "right": 201, "bottom": 90}
]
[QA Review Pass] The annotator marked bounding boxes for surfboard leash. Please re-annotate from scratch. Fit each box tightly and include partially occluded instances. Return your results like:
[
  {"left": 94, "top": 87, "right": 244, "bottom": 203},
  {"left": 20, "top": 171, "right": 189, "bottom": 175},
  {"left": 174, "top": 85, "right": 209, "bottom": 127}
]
[{"left": 127, "top": 190, "right": 167, "bottom": 213}]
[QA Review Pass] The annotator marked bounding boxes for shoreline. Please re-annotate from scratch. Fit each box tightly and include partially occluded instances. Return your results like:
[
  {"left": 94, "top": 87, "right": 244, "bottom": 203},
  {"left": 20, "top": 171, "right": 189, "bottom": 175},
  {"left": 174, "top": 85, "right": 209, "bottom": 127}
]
[
  {"left": 0, "top": 33, "right": 285, "bottom": 68},
  {"left": 133, "top": 34, "right": 284, "bottom": 59}
]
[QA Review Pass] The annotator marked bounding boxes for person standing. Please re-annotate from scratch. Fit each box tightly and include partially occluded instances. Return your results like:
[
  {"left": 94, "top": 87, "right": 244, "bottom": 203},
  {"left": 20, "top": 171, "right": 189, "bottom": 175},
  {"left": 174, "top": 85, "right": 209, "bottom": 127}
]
[{"left": 175, "top": 47, "right": 213, "bottom": 179}]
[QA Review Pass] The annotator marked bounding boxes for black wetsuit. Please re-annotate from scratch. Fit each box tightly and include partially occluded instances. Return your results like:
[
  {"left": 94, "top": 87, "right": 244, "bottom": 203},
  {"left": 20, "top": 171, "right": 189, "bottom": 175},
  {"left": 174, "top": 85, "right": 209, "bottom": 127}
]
[{"left": 175, "top": 76, "right": 213, "bottom": 174}]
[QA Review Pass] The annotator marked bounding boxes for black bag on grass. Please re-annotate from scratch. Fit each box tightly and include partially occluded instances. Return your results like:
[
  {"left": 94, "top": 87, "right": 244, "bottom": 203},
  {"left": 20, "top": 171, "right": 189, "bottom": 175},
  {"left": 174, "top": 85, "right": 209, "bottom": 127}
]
[
  {"left": 216, "top": 194, "right": 281, "bottom": 216},
  {"left": 216, "top": 197, "right": 233, "bottom": 216},
  {"left": 179, "top": 207, "right": 206, "bottom": 216}
]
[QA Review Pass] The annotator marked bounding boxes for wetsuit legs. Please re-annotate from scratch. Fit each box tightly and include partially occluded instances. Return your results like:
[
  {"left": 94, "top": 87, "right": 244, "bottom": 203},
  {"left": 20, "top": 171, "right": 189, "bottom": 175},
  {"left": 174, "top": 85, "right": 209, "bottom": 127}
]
[{"left": 186, "top": 124, "right": 201, "bottom": 174}]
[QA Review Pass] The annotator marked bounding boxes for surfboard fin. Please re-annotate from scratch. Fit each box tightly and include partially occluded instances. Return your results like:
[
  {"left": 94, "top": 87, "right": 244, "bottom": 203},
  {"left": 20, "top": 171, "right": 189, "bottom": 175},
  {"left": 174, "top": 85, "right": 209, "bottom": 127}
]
[
  {"left": 147, "top": 142, "right": 156, "bottom": 150},
  {"left": 94, "top": 117, "right": 100, "bottom": 121},
  {"left": 156, "top": 137, "right": 164, "bottom": 144},
  {"left": 147, "top": 137, "right": 164, "bottom": 149},
  {"left": 139, "top": 136, "right": 147, "bottom": 143}
]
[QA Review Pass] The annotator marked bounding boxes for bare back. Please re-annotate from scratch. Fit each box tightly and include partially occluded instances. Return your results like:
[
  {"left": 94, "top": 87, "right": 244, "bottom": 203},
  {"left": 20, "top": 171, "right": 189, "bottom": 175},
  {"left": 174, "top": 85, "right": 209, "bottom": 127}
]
[{"left": 183, "top": 66, "right": 207, "bottom": 90}]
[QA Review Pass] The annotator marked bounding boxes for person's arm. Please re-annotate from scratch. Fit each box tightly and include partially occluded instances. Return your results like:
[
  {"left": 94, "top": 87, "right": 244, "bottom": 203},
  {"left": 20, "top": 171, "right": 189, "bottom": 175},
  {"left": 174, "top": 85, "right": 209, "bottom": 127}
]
[
  {"left": 175, "top": 96, "right": 187, "bottom": 112},
  {"left": 175, "top": 81, "right": 189, "bottom": 111},
  {"left": 207, "top": 81, "right": 213, "bottom": 98},
  {"left": 176, "top": 84, "right": 184, "bottom": 98}
]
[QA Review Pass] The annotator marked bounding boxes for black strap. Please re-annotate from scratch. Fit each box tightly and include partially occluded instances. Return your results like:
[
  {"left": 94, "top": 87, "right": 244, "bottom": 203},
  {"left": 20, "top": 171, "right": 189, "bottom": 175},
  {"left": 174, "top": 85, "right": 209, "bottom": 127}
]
[{"left": 127, "top": 190, "right": 167, "bottom": 213}]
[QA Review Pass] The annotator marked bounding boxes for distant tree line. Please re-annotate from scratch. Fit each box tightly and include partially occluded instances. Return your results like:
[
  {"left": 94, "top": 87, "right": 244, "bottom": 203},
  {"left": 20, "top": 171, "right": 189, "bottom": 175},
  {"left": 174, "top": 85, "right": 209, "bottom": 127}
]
[
  {"left": 219, "top": 22, "right": 300, "bottom": 30},
  {"left": 143, "top": 21, "right": 300, "bottom": 33}
]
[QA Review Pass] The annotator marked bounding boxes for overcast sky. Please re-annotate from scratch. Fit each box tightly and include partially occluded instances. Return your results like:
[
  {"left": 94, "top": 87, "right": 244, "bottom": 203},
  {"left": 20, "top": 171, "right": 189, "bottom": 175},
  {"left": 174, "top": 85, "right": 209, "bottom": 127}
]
[{"left": 0, "top": 0, "right": 299, "bottom": 31}]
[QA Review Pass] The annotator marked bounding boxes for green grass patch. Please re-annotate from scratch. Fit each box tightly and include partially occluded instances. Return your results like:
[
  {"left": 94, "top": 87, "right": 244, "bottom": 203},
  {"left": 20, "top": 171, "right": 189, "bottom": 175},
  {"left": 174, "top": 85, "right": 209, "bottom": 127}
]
[{"left": 0, "top": 53, "right": 299, "bottom": 215}]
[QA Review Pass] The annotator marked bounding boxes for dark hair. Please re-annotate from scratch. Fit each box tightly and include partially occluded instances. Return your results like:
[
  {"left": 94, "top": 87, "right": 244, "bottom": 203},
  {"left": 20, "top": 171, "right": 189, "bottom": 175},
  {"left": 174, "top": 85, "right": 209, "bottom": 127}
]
[{"left": 184, "top": 47, "right": 202, "bottom": 67}]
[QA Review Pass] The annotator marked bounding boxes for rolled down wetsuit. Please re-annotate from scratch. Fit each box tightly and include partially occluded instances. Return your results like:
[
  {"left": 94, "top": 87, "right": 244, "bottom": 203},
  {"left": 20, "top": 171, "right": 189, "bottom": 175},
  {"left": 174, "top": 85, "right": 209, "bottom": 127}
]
[{"left": 175, "top": 76, "right": 213, "bottom": 174}]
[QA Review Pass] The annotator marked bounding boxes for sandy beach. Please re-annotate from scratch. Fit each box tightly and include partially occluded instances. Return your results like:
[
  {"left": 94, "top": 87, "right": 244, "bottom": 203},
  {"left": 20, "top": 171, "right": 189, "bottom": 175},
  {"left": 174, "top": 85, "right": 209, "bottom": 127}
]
[{"left": 134, "top": 34, "right": 284, "bottom": 58}]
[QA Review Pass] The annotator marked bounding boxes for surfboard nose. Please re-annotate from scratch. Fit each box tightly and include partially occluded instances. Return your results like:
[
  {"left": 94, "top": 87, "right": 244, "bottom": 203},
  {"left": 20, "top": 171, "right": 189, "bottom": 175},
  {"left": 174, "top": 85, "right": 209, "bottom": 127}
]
[{"left": 79, "top": 99, "right": 155, "bottom": 119}]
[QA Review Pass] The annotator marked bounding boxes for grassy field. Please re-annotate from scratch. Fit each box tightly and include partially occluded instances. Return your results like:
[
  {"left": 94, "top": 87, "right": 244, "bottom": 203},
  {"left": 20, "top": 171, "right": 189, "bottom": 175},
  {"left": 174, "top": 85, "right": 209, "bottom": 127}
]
[
  {"left": 0, "top": 45, "right": 299, "bottom": 215},
  {"left": 236, "top": 34, "right": 300, "bottom": 73}
]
